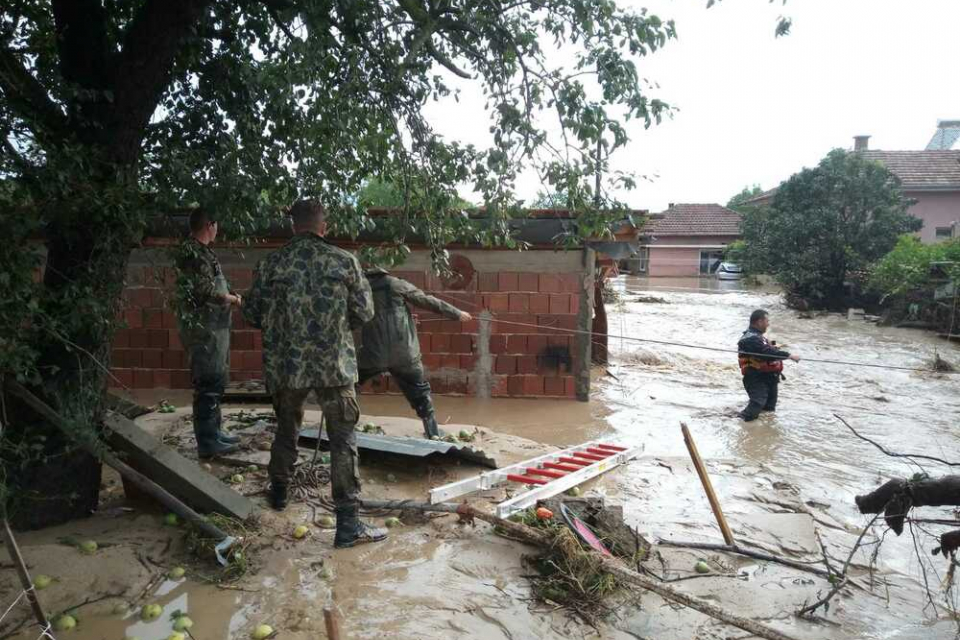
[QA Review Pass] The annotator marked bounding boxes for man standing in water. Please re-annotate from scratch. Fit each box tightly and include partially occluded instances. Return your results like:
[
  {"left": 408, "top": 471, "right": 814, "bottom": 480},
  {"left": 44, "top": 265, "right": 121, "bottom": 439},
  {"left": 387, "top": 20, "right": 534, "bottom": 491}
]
[
  {"left": 358, "top": 266, "right": 471, "bottom": 438},
  {"left": 737, "top": 309, "right": 800, "bottom": 421}
]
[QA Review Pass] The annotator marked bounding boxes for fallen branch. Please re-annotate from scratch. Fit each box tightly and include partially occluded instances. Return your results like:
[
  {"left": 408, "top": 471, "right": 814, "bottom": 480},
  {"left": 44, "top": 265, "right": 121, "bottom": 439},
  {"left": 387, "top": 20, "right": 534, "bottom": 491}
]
[
  {"left": 796, "top": 514, "right": 881, "bottom": 617},
  {"left": 656, "top": 540, "right": 831, "bottom": 579},
  {"left": 367, "top": 500, "right": 799, "bottom": 640},
  {"left": 5, "top": 380, "right": 230, "bottom": 544},
  {"left": 836, "top": 414, "right": 960, "bottom": 468}
]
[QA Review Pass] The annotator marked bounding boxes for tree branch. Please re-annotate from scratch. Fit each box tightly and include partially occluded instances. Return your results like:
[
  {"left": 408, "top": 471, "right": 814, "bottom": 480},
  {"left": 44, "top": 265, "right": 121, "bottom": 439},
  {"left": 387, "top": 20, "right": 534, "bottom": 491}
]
[
  {"left": 108, "top": 0, "right": 212, "bottom": 164},
  {"left": 0, "top": 44, "right": 68, "bottom": 139},
  {"left": 835, "top": 414, "right": 960, "bottom": 468}
]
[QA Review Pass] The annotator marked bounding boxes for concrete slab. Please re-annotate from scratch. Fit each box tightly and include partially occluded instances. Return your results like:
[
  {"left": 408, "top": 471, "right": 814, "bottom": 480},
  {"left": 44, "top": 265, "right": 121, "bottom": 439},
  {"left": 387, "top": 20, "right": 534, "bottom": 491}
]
[{"left": 104, "top": 413, "right": 258, "bottom": 520}]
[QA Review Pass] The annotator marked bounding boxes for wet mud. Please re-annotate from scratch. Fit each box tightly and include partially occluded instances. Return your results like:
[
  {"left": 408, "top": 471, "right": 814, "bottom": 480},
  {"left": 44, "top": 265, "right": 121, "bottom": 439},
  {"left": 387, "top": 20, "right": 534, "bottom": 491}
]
[{"left": 3, "top": 276, "right": 958, "bottom": 639}]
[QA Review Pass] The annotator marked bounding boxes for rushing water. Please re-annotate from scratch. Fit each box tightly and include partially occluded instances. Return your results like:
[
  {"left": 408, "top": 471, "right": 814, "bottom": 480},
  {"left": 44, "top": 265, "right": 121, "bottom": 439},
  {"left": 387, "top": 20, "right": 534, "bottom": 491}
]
[
  {"left": 599, "top": 275, "right": 960, "bottom": 639},
  {"left": 10, "top": 276, "right": 960, "bottom": 640}
]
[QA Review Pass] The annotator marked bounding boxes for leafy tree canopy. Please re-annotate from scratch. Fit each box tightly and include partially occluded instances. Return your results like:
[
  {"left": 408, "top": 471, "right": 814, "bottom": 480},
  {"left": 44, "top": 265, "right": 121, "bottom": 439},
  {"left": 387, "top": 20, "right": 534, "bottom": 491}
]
[
  {"left": 726, "top": 184, "right": 764, "bottom": 211},
  {"left": 738, "top": 149, "right": 921, "bottom": 309}
]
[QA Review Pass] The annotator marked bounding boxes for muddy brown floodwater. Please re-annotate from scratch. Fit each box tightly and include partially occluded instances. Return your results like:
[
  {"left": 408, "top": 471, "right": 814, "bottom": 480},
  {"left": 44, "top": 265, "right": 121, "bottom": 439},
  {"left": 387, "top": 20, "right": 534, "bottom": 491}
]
[{"left": 4, "top": 276, "right": 959, "bottom": 640}]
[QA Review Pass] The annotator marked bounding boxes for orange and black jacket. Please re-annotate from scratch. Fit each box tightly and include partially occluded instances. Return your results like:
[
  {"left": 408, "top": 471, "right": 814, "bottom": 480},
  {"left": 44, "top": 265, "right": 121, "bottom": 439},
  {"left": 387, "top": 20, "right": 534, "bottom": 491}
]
[{"left": 737, "top": 327, "right": 790, "bottom": 375}]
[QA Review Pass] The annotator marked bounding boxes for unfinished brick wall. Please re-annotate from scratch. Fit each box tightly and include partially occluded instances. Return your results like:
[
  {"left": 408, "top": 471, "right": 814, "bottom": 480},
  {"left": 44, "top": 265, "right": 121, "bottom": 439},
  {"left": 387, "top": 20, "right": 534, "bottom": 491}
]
[{"left": 110, "top": 247, "right": 588, "bottom": 399}]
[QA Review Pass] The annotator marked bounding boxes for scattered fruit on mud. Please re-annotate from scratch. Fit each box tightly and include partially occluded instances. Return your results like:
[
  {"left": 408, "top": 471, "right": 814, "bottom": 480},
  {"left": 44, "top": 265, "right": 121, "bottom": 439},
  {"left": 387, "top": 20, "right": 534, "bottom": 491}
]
[
  {"left": 230, "top": 474, "right": 244, "bottom": 484},
  {"left": 566, "top": 486, "right": 582, "bottom": 497},
  {"left": 172, "top": 616, "right": 193, "bottom": 631},
  {"left": 317, "top": 515, "right": 335, "bottom": 528},
  {"left": 168, "top": 567, "right": 186, "bottom": 580},
  {"left": 535, "top": 507, "right": 554, "bottom": 520},
  {"left": 252, "top": 624, "right": 274, "bottom": 640},
  {"left": 53, "top": 615, "right": 77, "bottom": 631},
  {"left": 384, "top": 517, "right": 402, "bottom": 528},
  {"left": 695, "top": 560, "right": 711, "bottom": 574},
  {"left": 33, "top": 574, "right": 53, "bottom": 590},
  {"left": 141, "top": 604, "right": 163, "bottom": 621},
  {"left": 293, "top": 525, "right": 309, "bottom": 539},
  {"left": 78, "top": 540, "right": 98, "bottom": 554}
]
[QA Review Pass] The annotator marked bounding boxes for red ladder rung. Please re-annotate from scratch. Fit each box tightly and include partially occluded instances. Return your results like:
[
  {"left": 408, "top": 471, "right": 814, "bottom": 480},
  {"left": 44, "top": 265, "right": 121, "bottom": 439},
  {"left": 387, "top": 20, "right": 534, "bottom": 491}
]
[
  {"left": 597, "top": 444, "right": 627, "bottom": 452},
  {"left": 506, "top": 473, "right": 548, "bottom": 485},
  {"left": 586, "top": 447, "right": 616, "bottom": 457},
  {"left": 544, "top": 462, "right": 582, "bottom": 472},
  {"left": 573, "top": 451, "right": 605, "bottom": 461},
  {"left": 526, "top": 468, "right": 566, "bottom": 479},
  {"left": 558, "top": 456, "right": 592, "bottom": 467}
]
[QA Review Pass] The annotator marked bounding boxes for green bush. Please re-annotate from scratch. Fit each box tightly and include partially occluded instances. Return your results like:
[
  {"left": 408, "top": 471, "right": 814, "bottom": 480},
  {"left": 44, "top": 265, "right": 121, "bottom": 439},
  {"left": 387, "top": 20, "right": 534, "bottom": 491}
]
[{"left": 869, "top": 235, "right": 960, "bottom": 300}]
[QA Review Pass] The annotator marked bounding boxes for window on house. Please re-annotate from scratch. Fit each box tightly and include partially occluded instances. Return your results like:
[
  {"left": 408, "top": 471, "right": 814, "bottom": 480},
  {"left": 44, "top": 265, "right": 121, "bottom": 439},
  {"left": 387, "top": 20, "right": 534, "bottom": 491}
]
[
  {"left": 699, "top": 250, "right": 724, "bottom": 275},
  {"left": 935, "top": 226, "right": 955, "bottom": 241}
]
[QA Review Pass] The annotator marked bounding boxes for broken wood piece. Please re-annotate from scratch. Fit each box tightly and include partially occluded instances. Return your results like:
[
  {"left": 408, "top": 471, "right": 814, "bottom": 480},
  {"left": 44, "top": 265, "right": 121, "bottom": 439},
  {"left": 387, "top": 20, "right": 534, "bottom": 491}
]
[
  {"left": 362, "top": 499, "right": 799, "bottom": 640},
  {"left": 681, "top": 422, "right": 736, "bottom": 546},
  {"left": 1, "top": 517, "right": 50, "bottom": 632},
  {"left": 323, "top": 606, "right": 341, "bottom": 640}
]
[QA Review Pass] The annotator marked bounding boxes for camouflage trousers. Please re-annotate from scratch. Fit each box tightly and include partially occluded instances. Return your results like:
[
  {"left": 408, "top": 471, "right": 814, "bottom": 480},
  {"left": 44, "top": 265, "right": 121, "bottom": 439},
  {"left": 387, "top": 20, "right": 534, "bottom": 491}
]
[
  {"left": 270, "top": 386, "right": 361, "bottom": 508},
  {"left": 359, "top": 361, "right": 434, "bottom": 420}
]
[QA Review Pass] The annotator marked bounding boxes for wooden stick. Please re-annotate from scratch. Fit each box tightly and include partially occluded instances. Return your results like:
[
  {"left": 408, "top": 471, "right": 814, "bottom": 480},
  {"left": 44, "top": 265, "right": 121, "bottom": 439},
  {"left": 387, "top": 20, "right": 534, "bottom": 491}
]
[
  {"left": 358, "top": 500, "right": 798, "bottom": 640},
  {"left": 681, "top": 422, "right": 736, "bottom": 546},
  {"left": 323, "top": 606, "right": 341, "bottom": 640},
  {"left": 5, "top": 380, "right": 229, "bottom": 542},
  {"left": 0, "top": 518, "right": 49, "bottom": 631}
]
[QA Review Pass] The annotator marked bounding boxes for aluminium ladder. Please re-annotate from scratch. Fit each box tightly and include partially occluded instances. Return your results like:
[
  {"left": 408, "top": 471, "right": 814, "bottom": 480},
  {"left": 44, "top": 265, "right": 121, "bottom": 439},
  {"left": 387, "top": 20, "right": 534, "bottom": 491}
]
[{"left": 428, "top": 439, "right": 643, "bottom": 518}]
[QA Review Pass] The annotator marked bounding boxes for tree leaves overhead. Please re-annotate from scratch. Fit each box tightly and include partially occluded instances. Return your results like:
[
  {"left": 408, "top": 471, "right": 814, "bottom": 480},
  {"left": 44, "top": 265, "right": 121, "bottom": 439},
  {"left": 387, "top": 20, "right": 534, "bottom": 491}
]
[{"left": 2, "top": 0, "right": 677, "bottom": 242}]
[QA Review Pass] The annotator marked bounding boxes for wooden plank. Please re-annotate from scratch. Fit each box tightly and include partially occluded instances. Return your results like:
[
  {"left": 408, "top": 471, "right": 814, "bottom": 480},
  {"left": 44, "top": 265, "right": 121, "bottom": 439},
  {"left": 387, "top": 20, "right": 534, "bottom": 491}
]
[
  {"left": 681, "top": 422, "right": 736, "bottom": 546},
  {"left": 104, "top": 414, "right": 257, "bottom": 520}
]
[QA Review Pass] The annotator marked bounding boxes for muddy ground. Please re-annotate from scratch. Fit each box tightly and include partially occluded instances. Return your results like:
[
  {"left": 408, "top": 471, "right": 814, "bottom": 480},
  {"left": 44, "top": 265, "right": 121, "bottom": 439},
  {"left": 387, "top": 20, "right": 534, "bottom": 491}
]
[{"left": 3, "top": 276, "right": 959, "bottom": 640}]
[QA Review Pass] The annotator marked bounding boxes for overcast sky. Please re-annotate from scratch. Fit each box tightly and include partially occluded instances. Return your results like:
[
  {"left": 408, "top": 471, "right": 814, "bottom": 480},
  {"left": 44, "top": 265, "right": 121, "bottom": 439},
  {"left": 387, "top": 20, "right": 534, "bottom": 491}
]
[{"left": 423, "top": 0, "right": 960, "bottom": 212}]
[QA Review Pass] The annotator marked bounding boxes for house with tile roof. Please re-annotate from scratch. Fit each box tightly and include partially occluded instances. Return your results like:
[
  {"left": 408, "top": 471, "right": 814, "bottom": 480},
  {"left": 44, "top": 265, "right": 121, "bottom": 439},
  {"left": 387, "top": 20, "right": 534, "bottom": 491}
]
[
  {"left": 744, "top": 125, "right": 960, "bottom": 243},
  {"left": 635, "top": 203, "right": 742, "bottom": 277}
]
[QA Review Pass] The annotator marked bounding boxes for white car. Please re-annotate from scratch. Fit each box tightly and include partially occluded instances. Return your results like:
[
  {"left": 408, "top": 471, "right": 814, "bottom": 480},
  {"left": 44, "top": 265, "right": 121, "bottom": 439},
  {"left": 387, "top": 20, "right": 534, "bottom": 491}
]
[{"left": 716, "top": 262, "right": 743, "bottom": 280}]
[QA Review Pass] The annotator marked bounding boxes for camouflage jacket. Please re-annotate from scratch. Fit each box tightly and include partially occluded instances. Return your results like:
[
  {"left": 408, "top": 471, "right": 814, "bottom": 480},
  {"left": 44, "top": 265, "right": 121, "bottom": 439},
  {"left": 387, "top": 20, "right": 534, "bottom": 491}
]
[
  {"left": 173, "top": 237, "right": 232, "bottom": 336},
  {"left": 358, "top": 270, "right": 462, "bottom": 372},
  {"left": 243, "top": 233, "right": 374, "bottom": 391}
]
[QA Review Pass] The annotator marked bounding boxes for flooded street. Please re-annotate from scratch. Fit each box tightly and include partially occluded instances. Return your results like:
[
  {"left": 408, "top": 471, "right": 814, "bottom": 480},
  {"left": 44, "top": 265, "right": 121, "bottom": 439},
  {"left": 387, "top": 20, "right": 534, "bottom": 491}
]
[
  {"left": 6, "top": 276, "right": 960, "bottom": 640},
  {"left": 599, "top": 276, "right": 960, "bottom": 639}
]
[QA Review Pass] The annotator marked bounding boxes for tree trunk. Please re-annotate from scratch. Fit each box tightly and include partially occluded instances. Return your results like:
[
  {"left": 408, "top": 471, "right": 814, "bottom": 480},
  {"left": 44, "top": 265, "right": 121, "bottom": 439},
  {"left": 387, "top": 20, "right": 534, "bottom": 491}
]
[
  {"left": 4, "top": 222, "right": 132, "bottom": 530},
  {"left": 592, "top": 278, "right": 608, "bottom": 365}
]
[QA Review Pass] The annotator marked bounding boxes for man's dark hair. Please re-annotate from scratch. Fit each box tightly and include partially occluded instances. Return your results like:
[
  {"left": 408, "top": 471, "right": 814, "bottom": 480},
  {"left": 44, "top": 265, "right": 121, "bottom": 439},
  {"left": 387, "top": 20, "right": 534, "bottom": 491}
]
[
  {"left": 290, "top": 199, "right": 325, "bottom": 228},
  {"left": 188, "top": 208, "right": 215, "bottom": 233},
  {"left": 749, "top": 309, "right": 769, "bottom": 325}
]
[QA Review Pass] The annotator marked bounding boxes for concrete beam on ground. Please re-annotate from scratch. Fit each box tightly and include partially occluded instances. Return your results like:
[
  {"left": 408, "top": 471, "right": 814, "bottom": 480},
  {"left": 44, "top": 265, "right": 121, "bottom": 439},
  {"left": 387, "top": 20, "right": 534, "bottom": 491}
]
[{"left": 105, "top": 414, "right": 257, "bottom": 520}]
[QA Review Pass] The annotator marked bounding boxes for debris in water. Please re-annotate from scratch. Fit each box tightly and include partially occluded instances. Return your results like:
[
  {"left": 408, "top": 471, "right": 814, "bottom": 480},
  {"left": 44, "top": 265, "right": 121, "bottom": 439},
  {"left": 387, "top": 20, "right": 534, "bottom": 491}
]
[{"left": 933, "top": 351, "right": 956, "bottom": 372}]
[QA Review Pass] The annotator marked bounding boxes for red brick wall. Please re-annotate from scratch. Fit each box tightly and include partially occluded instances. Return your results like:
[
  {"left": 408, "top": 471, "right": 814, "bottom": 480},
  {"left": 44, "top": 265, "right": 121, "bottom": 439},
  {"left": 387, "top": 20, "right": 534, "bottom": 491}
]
[{"left": 110, "top": 259, "right": 584, "bottom": 399}]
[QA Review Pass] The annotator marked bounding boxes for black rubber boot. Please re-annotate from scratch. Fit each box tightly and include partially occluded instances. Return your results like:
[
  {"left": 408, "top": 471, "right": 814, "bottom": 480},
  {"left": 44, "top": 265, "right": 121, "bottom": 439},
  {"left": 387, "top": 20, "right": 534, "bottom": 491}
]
[
  {"left": 197, "top": 439, "right": 240, "bottom": 459},
  {"left": 334, "top": 504, "right": 388, "bottom": 549},
  {"left": 218, "top": 431, "right": 242, "bottom": 444},
  {"left": 421, "top": 414, "right": 447, "bottom": 439},
  {"left": 268, "top": 482, "right": 288, "bottom": 511}
]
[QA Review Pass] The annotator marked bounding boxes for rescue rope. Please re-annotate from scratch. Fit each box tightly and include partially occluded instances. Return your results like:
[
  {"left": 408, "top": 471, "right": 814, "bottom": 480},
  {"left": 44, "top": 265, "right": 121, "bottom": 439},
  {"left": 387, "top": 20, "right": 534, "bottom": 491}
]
[{"left": 425, "top": 292, "right": 960, "bottom": 376}]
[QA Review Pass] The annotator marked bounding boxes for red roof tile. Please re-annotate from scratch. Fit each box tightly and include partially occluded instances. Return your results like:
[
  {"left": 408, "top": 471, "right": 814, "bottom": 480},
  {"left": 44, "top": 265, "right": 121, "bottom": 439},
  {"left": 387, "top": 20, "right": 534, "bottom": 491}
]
[
  {"left": 858, "top": 150, "right": 960, "bottom": 190},
  {"left": 643, "top": 203, "right": 741, "bottom": 237}
]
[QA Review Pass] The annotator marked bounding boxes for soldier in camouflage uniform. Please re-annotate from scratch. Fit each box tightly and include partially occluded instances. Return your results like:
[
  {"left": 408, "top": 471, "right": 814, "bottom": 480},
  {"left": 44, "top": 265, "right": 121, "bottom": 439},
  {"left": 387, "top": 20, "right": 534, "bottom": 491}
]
[
  {"left": 174, "top": 209, "right": 242, "bottom": 459},
  {"left": 243, "top": 200, "right": 386, "bottom": 548},
  {"left": 359, "top": 268, "right": 472, "bottom": 438}
]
